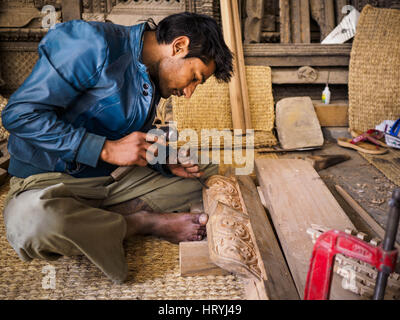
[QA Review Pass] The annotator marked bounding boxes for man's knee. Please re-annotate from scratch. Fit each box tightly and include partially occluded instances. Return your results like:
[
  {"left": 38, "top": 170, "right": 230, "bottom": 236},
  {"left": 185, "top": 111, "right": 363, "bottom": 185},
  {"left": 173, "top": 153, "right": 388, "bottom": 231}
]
[{"left": 4, "top": 189, "right": 71, "bottom": 259}]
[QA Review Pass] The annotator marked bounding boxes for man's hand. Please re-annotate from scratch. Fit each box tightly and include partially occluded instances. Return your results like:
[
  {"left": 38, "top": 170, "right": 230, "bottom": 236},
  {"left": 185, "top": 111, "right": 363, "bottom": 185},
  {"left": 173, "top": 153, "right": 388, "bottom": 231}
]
[
  {"left": 100, "top": 131, "right": 162, "bottom": 167},
  {"left": 168, "top": 163, "right": 204, "bottom": 179}
]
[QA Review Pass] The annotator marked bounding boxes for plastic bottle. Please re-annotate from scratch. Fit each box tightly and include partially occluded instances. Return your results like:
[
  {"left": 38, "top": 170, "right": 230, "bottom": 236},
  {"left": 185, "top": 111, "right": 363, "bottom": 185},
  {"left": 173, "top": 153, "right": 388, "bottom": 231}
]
[{"left": 322, "top": 85, "right": 331, "bottom": 105}]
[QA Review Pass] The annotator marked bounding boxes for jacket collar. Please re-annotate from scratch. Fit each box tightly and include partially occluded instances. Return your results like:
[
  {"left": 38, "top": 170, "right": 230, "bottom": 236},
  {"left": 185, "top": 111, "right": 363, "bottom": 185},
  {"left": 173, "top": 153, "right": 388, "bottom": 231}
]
[{"left": 129, "top": 22, "right": 150, "bottom": 73}]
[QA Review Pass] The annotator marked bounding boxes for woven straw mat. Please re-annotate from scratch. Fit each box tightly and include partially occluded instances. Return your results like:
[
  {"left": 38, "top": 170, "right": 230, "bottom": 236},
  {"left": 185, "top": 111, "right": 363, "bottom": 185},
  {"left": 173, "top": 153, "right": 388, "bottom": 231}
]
[
  {"left": 348, "top": 5, "right": 400, "bottom": 185},
  {"left": 349, "top": 5, "right": 400, "bottom": 132},
  {"left": 172, "top": 66, "right": 277, "bottom": 148},
  {"left": 0, "top": 180, "right": 245, "bottom": 300}
]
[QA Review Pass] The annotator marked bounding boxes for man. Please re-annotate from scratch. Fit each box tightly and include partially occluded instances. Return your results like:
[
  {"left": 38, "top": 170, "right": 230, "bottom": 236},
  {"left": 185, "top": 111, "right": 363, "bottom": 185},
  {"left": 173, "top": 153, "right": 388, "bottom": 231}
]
[{"left": 1, "top": 12, "right": 233, "bottom": 283}]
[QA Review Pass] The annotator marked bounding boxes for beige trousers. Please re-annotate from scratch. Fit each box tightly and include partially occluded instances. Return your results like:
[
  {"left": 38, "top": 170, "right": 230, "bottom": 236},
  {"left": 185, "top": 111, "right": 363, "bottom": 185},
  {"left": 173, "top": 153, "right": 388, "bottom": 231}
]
[{"left": 3, "top": 164, "right": 218, "bottom": 283}]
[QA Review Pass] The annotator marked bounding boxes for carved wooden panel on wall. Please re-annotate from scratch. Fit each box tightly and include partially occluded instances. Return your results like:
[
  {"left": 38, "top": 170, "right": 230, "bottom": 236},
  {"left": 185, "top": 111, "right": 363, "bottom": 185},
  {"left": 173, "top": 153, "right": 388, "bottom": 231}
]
[
  {"left": 106, "top": 0, "right": 185, "bottom": 26},
  {"left": 0, "top": 0, "right": 41, "bottom": 27}
]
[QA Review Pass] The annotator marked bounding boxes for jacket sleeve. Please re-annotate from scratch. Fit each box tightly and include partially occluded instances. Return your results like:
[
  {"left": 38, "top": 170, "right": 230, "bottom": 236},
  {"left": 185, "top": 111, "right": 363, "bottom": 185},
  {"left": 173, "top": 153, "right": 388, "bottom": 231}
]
[{"left": 1, "top": 20, "right": 109, "bottom": 168}]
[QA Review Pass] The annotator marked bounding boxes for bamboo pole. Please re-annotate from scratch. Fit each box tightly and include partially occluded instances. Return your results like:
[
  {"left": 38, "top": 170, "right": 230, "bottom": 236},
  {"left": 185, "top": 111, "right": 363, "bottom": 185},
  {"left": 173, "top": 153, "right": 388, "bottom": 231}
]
[{"left": 220, "top": 0, "right": 252, "bottom": 131}]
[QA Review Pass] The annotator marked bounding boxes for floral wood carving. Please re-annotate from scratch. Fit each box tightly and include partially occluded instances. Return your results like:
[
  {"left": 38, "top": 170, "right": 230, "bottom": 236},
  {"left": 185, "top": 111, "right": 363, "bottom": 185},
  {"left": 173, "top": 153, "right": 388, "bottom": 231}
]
[
  {"left": 107, "top": 0, "right": 185, "bottom": 26},
  {"left": 203, "top": 175, "right": 245, "bottom": 215},
  {"left": 207, "top": 201, "right": 262, "bottom": 279},
  {"left": 204, "top": 175, "right": 262, "bottom": 280}
]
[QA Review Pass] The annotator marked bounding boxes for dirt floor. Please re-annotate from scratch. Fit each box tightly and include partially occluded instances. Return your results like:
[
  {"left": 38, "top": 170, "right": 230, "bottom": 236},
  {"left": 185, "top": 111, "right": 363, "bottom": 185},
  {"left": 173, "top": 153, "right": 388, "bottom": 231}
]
[{"left": 277, "top": 127, "right": 400, "bottom": 248}]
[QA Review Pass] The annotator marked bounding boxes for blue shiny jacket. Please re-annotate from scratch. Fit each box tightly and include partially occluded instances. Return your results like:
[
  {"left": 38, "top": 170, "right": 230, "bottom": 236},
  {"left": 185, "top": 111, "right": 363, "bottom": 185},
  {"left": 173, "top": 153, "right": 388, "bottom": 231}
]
[{"left": 2, "top": 20, "right": 162, "bottom": 178}]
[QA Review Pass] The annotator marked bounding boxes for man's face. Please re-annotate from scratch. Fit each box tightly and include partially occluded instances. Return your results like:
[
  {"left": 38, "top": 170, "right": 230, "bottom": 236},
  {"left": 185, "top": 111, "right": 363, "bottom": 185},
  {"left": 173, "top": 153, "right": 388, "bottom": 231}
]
[{"left": 155, "top": 55, "right": 216, "bottom": 99}]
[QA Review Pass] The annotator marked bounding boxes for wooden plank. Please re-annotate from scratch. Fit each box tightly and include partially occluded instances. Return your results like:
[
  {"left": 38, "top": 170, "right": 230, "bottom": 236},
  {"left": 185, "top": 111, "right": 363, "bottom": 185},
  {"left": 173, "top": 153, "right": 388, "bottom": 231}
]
[
  {"left": 179, "top": 241, "right": 230, "bottom": 277},
  {"left": 245, "top": 56, "right": 350, "bottom": 67},
  {"left": 279, "top": 0, "right": 291, "bottom": 43},
  {"left": 290, "top": 0, "right": 310, "bottom": 43},
  {"left": 61, "top": 0, "right": 81, "bottom": 22},
  {"left": 290, "top": 0, "right": 302, "bottom": 43},
  {"left": 236, "top": 175, "right": 299, "bottom": 300},
  {"left": 324, "top": 0, "right": 336, "bottom": 39},
  {"left": 276, "top": 97, "right": 324, "bottom": 150},
  {"left": 243, "top": 278, "right": 269, "bottom": 300},
  {"left": 244, "top": 44, "right": 352, "bottom": 56},
  {"left": 272, "top": 68, "right": 348, "bottom": 84},
  {"left": 255, "top": 159, "right": 360, "bottom": 299},
  {"left": 220, "top": 0, "right": 246, "bottom": 131},
  {"left": 335, "top": 185, "right": 400, "bottom": 251},
  {"left": 300, "top": 0, "right": 311, "bottom": 43},
  {"left": 313, "top": 100, "right": 349, "bottom": 127}
]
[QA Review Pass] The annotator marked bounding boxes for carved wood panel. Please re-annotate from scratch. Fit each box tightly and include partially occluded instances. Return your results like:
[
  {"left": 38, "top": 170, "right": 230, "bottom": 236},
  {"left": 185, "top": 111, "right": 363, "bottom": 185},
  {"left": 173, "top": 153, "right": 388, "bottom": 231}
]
[
  {"left": 0, "top": 0, "right": 41, "bottom": 27},
  {"left": 207, "top": 202, "right": 263, "bottom": 279},
  {"left": 106, "top": 0, "right": 185, "bottom": 26},
  {"left": 203, "top": 175, "right": 264, "bottom": 280}
]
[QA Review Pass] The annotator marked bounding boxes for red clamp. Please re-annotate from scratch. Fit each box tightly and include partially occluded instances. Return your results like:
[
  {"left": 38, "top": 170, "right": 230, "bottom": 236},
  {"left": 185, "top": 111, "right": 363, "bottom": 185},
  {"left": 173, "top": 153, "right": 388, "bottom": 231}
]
[{"left": 304, "top": 230, "right": 398, "bottom": 300}]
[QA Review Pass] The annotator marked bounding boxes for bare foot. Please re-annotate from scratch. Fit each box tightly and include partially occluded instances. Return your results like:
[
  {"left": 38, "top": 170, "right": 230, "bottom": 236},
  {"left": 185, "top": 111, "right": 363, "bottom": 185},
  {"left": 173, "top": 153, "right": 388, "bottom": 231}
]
[{"left": 124, "top": 211, "right": 208, "bottom": 244}]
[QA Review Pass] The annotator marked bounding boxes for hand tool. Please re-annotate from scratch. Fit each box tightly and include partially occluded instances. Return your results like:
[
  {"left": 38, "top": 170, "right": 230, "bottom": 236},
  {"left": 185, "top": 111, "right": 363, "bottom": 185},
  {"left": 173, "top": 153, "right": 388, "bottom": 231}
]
[
  {"left": 302, "top": 154, "right": 351, "bottom": 171},
  {"left": 110, "top": 126, "right": 209, "bottom": 189},
  {"left": 177, "top": 145, "right": 209, "bottom": 189},
  {"left": 110, "top": 125, "right": 174, "bottom": 182},
  {"left": 304, "top": 188, "right": 400, "bottom": 300}
]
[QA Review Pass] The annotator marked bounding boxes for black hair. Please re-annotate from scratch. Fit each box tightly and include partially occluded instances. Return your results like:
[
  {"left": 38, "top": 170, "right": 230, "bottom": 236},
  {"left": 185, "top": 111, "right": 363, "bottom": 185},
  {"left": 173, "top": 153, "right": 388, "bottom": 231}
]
[{"left": 155, "top": 12, "right": 233, "bottom": 83}]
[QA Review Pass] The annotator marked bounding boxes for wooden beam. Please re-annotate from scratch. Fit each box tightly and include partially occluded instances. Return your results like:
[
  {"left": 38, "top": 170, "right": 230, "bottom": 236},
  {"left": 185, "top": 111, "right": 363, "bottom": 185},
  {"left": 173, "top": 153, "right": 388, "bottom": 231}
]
[
  {"left": 231, "top": 0, "right": 252, "bottom": 130},
  {"left": 61, "top": 0, "right": 81, "bottom": 22},
  {"left": 179, "top": 241, "right": 230, "bottom": 277},
  {"left": 244, "top": 43, "right": 351, "bottom": 67},
  {"left": 220, "top": 0, "right": 246, "bottom": 131},
  {"left": 290, "top": 0, "right": 311, "bottom": 43},
  {"left": 279, "top": 0, "right": 291, "bottom": 43},
  {"left": 236, "top": 175, "right": 299, "bottom": 300},
  {"left": 290, "top": 0, "right": 301, "bottom": 43},
  {"left": 255, "top": 159, "right": 360, "bottom": 299}
]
